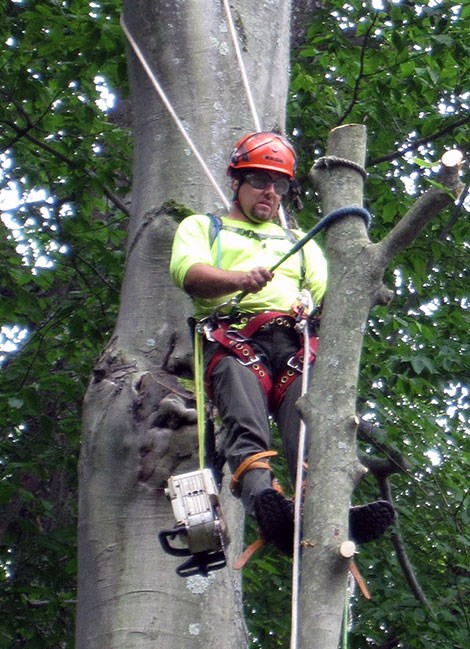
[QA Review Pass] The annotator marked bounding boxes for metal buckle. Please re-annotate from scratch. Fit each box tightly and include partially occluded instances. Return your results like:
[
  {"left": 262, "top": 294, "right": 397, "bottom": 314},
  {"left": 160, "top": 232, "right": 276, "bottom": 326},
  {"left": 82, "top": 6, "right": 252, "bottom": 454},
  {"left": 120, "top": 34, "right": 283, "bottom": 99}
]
[
  {"left": 196, "top": 316, "right": 216, "bottom": 341},
  {"left": 287, "top": 354, "right": 303, "bottom": 372},
  {"left": 202, "top": 323, "right": 216, "bottom": 342},
  {"left": 225, "top": 328, "right": 249, "bottom": 342},
  {"left": 236, "top": 353, "right": 260, "bottom": 366}
]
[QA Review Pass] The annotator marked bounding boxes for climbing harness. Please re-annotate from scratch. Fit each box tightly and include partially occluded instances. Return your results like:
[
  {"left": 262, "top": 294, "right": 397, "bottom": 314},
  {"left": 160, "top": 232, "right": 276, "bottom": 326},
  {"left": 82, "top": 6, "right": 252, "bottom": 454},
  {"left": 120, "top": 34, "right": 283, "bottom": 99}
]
[{"left": 201, "top": 310, "right": 318, "bottom": 411}]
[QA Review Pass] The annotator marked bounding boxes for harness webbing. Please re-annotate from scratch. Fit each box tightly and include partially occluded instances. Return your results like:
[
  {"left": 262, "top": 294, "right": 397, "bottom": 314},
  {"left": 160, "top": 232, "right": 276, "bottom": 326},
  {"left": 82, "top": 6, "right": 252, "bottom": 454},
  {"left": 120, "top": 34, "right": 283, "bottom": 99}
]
[
  {"left": 202, "top": 312, "right": 318, "bottom": 411},
  {"left": 207, "top": 212, "right": 306, "bottom": 288},
  {"left": 229, "top": 450, "right": 279, "bottom": 496}
]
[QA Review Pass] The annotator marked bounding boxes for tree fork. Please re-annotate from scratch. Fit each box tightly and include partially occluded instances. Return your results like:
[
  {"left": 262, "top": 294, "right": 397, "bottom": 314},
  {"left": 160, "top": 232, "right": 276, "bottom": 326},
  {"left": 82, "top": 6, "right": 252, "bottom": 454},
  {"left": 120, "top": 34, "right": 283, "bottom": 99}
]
[{"left": 296, "top": 126, "right": 464, "bottom": 648}]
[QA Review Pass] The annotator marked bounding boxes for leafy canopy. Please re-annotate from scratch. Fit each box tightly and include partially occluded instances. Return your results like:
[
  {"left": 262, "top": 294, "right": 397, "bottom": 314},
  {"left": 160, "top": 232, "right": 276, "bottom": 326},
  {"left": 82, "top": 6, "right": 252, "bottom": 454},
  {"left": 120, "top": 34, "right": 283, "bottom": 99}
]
[
  {"left": 1, "top": 1, "right": 128, "bottom": 646},
  {"left": 0, "top": 1, "right": 468, "bottom": 648}
]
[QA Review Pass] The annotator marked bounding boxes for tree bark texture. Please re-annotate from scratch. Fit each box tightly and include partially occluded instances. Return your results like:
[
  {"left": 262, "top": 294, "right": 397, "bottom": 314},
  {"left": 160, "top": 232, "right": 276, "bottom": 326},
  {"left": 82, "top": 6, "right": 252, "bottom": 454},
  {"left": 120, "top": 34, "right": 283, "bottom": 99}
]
[
  {"left": 76, "top": 2, "right": 292, "bottom": 648},
  {"left": 298, "top": 125, "right": 374, "bottom": 649},
  {"left": 296, "top": 125, "right": 463, "bottom": 649}
]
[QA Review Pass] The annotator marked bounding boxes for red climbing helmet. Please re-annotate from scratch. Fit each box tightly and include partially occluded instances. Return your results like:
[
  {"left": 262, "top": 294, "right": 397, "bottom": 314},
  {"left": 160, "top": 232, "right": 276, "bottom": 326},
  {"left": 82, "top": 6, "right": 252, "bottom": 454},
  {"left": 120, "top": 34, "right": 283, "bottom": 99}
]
[{"left": 227, "top": 132, "right": 297, "bottom": 179}]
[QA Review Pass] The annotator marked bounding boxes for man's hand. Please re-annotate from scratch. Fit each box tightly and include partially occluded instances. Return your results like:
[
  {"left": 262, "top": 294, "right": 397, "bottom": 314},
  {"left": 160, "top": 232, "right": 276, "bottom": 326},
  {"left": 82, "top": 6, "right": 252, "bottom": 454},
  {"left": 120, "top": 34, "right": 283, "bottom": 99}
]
[
  {"left": 184, "top": 263, "right": 274, "bottom": 299},
  {"left": 239, "top": 267, "right": 274, "bottom": 293}
]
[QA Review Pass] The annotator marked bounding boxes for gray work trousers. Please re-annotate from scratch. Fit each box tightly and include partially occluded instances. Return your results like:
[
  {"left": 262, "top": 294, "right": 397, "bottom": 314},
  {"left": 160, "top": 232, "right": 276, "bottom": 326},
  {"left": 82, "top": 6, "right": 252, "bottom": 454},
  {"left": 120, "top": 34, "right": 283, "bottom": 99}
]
[{"left": 205, "top": 324, "right": 311, "bottom": 515}]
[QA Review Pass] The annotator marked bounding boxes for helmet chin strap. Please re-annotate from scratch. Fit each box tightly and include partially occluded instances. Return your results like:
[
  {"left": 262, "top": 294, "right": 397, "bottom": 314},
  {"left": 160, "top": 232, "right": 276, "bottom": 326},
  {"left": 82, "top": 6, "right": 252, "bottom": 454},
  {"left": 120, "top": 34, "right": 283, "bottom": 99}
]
[
  {"left": 232, "top": 178, "right": 277, "bottom": 224},
  {"left": 235, "top": 199, "right": 263, "bottom": 223}
]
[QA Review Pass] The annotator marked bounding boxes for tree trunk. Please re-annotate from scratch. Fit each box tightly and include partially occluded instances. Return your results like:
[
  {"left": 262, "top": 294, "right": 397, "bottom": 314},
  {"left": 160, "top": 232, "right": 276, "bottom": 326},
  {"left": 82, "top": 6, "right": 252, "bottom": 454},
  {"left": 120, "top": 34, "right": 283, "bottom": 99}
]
[
  {"left": 75, "top": 1, "right": 464, "bottom": 644},
  {"left": 297, "top": 125, "right": 463, "bottom": 648},
  {"left": 76, "top": 2, "right": 292, "bottom": 648},
  {"left": 297, "top": 124, "right": 373, "bottom": 649}
]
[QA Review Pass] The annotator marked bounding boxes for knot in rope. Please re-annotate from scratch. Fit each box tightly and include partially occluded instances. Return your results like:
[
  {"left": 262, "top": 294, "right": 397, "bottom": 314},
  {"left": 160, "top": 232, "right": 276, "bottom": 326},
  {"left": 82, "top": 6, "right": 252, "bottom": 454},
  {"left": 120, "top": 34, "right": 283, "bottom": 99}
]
[{"left": 314, "top": 155, "right": 368, "bottom": 182}]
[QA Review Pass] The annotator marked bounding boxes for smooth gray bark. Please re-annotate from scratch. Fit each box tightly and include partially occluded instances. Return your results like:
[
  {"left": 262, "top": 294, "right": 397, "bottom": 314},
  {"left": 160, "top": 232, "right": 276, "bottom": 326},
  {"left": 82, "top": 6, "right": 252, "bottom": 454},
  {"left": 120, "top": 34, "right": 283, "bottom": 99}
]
[
  {"left": 297, "top": 125, "right": 463, "bottom": 649},
  {"left": 76, "top": 2, "right": 292, "bottom": 648},
  {"left": 298, "top": 125, "right": 370, "bottom": 649}
]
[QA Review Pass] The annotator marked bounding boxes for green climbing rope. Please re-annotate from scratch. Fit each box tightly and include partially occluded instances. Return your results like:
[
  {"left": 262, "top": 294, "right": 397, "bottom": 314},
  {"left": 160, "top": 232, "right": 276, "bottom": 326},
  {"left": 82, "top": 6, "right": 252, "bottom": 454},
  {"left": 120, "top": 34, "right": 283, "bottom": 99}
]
[{"left": 194, "top": 328, "right": 206, "bottom": 469}]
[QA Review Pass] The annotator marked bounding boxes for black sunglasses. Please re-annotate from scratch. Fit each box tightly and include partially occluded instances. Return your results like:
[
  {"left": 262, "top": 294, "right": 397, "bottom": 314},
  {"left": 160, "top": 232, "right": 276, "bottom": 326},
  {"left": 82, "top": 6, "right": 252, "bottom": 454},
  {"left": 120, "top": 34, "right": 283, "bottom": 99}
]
[{"left": 244, "top": 171, "right": 290, "bottom": 196}]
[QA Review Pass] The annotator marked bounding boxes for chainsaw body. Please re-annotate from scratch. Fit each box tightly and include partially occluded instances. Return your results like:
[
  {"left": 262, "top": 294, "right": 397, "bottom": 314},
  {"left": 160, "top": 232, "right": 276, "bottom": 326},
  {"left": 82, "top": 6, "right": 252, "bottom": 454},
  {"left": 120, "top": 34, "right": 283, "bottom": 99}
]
[{"left": 159, "top": 468, "right": 230, "bottom": 577}]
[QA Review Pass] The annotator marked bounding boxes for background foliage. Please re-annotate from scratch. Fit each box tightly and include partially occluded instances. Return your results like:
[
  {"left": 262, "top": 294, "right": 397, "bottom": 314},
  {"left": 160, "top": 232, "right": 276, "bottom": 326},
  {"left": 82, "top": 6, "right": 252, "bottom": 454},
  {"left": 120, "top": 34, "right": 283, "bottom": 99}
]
[
  {"left": 1, "top": 1, "right": 468, "bottom": 648},
  {"left": 1, "top": 1, "right": 128, "bottom": 646}
]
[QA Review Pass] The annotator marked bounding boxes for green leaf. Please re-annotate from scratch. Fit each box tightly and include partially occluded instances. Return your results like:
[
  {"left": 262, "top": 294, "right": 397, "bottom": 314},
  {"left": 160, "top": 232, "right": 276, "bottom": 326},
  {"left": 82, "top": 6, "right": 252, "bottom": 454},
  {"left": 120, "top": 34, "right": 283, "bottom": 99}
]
[{"left": 8, "top": 397, "right": 24, "bottom": 409}]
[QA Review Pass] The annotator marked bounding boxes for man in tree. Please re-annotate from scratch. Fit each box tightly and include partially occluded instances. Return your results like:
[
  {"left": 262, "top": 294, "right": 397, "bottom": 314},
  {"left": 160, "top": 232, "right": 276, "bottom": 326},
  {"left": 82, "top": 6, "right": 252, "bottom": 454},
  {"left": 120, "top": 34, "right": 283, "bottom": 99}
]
[{"left": 170, "top": 132, "right": 394, "bottom": 555}]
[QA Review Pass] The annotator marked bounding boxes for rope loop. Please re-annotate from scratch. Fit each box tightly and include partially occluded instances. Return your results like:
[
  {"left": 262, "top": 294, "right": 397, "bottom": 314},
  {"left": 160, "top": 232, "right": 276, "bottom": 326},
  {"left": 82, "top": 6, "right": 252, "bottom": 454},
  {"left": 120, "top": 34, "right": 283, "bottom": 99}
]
[{"left": 314, "top": 155, "right": 368, "bottom": 182}]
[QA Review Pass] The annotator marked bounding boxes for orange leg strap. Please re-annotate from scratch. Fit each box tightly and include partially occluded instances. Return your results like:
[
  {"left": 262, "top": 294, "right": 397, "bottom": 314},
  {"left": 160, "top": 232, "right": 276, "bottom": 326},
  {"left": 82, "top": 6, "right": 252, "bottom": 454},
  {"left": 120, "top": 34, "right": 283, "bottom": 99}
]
[{"left": 229, "top": 450, "right": 278, "bottom": 496}]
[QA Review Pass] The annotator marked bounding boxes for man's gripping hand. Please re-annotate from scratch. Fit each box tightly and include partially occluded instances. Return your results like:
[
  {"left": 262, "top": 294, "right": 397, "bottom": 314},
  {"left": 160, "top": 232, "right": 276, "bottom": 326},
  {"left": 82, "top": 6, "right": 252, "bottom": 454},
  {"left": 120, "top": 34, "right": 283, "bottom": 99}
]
[{"left": 239, "top": 267, "right": 274, "bottom": 293}]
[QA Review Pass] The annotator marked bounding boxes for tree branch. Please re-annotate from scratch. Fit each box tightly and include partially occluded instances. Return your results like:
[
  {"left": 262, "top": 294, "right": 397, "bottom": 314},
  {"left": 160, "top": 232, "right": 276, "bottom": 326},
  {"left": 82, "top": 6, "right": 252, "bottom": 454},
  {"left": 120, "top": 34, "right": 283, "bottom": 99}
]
[
  {"left": 357, "top": 418, "right": 408, "bottom": 478},
  {"left": 386, "top": 179, "right": 469, "bottom": 345},
  {"left": 356, "top": 419, "right": 434, "bottom": 611},
  {"left": 337, "top": 16, "right": 378, "bottom": 126},
  {"left": 2, "top": 119, "right": 130, "bottom": 218},
  {"left": 378, "top": 151, "right": 465, "bottom": 264},
  {"left": 379, "top": 477, "right": 434, "bottom": 612},
  {"left": 368, "top": 115, "right": 470, "bottom": 166}
]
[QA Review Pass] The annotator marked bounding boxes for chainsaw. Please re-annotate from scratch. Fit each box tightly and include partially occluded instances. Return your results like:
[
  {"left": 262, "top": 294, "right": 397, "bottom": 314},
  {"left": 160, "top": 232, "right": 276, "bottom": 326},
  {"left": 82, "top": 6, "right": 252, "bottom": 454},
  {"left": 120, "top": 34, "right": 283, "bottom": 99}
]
[{"left": 159, "top": 468, "right": 230, "bottom": 577}]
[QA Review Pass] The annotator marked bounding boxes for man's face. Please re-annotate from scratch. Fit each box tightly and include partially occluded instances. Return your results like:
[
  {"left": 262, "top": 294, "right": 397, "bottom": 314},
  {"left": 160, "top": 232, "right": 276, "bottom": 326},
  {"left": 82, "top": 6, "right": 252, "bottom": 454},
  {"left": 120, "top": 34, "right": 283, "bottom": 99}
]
[{"left": 236, "top": 170, "right": 290, "bottom": 223}]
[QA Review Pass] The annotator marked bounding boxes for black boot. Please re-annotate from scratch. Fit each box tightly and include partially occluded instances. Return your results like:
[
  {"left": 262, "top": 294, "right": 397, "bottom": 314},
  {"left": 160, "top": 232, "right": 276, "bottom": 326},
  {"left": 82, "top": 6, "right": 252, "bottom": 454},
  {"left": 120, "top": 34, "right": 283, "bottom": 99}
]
[
  {"left": 349, "top": 500, "right": 395, "bottom": 544},
  {"left": 254, "top": 490, "right": 394, "bottom": 556},
  {"left": 254, "top": 489, "right": 295, "bottom": 555}
]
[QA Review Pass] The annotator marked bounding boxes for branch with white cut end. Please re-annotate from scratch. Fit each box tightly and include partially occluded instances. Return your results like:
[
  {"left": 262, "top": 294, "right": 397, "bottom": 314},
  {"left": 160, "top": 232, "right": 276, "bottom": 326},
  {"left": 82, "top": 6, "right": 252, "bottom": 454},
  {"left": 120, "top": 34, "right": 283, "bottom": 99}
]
[
  {"left": 379, "top": 149, "right": 465, "bottom": 264},
  {"left": 339, "top": 541, "right": 371, "bottom": 600},
  {"left": 339, "top": 540, "right": 356, "bottom": 559}
]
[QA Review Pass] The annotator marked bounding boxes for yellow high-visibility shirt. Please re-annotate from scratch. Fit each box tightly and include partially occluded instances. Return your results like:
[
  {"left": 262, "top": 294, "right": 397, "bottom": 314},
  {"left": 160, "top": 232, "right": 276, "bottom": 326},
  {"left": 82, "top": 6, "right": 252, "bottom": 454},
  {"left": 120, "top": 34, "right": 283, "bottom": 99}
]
[{"left": 170, "top": 213, "right": 328, "bottom": 319}]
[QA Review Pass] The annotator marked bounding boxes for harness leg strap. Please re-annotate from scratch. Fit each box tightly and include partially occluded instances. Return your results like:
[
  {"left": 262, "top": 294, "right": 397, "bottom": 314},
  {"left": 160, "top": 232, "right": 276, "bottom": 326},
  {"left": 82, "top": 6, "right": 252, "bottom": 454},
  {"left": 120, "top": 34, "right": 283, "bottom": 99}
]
[{"left": 229, "top": 450, "right": 279, "bottom": 497}]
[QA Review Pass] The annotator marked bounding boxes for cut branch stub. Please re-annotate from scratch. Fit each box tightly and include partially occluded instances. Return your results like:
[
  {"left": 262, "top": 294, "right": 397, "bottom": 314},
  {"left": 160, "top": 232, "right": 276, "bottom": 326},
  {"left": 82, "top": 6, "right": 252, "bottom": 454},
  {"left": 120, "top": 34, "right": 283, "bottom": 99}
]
[
  {"left": 441, "top": 148, "right": 464, "bottom": 169},
  {"left": 339, "top": 540, "right": 356, "bottom": 559}
]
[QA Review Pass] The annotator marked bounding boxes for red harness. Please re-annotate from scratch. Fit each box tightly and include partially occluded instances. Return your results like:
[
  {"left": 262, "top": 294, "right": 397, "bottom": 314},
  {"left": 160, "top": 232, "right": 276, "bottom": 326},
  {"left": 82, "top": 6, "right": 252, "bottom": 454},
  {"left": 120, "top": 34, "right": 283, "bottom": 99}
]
[{"left": 203, "top": 312, "right": 318, "bottom": 411}]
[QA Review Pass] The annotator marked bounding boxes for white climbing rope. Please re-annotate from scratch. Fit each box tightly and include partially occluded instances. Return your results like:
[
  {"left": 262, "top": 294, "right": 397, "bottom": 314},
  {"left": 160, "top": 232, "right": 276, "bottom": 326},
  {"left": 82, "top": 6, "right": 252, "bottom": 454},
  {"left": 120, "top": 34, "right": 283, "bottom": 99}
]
[
  {"left": 221, "top": 0, "right": 261, "bottom": 132},
  {"left": 221, "top": 0, "right": 288, "bottom": 228},
  {"left": 290, "top": 290, "right": 314, "bottom": 649},
  {"left": 120, "top": 15, "right": 230, "bottom": 211}
]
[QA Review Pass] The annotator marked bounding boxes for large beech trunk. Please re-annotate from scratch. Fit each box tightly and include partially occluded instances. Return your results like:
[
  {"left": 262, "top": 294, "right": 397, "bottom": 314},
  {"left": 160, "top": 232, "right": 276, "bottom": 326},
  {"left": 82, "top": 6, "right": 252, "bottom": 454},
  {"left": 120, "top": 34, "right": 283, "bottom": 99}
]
[{"left": 76, "top": 2, "right": 291, "bottom": 648}]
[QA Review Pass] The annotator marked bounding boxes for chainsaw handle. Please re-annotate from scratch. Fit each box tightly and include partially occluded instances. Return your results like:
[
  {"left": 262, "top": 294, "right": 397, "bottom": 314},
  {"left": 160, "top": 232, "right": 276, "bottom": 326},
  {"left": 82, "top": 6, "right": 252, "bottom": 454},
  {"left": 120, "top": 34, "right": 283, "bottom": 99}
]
[{"left": 158, "top": 528, "right": 191, "bottom": 557}]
